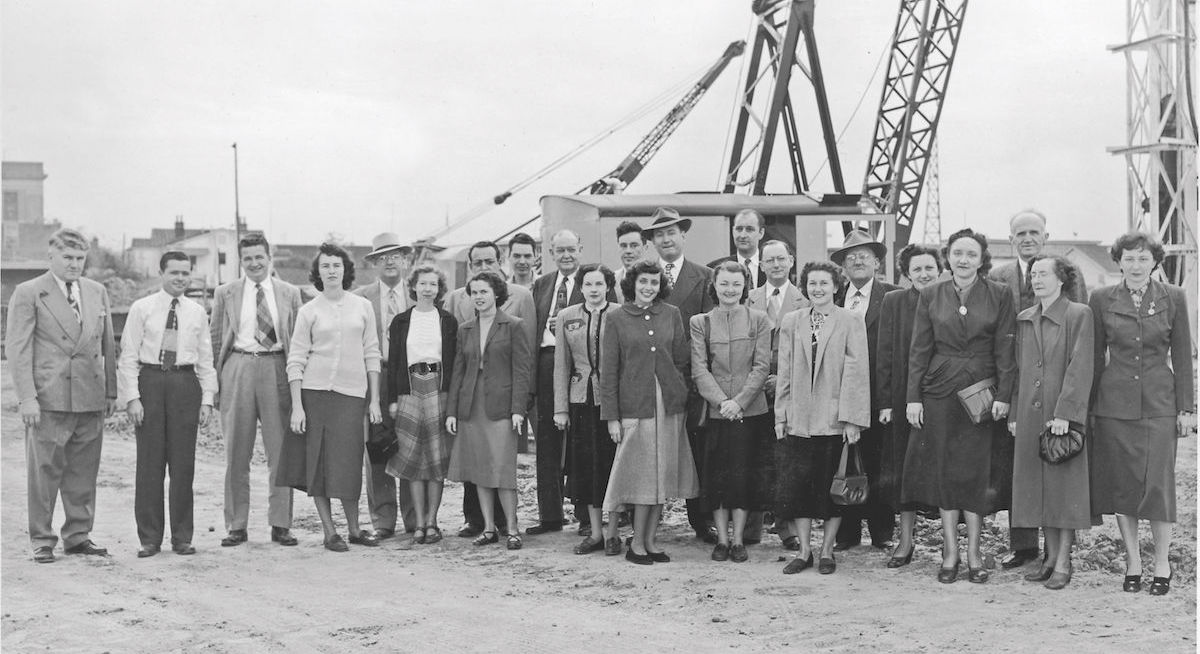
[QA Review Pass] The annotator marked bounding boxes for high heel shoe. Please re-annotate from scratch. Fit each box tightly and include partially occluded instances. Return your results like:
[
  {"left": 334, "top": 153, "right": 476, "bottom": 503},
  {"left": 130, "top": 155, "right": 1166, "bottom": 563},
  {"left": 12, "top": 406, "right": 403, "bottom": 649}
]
[
  {"left": 886, "top": 546, "right": 914, "bottom": 569},
  {"left": 1122, "top": 574, "right": 1143, "bottom": 593},
  {"left": 1148, "top": 574, "right": 1172, "bottom": 596},
  {"left": 937, "top": 561, "right": 959, "bottom": 584},
  {"left": 1044, "top": 565, "right": 1072, "bottom": 590},
  {"left": 1024, "top": 564, "right": 1054, "bottom": 582}
]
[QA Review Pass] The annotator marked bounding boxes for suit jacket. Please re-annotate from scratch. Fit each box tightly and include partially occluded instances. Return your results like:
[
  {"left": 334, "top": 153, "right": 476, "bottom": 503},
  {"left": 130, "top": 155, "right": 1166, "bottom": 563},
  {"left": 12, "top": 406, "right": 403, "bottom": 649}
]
[
  {"left": 446, "top": 309, "right": 533, "bottom": 421},
  {"left": 990, "top": 259, "right": 1089, "bottom": 312},
  {"left": 1089, "top": 280, "right": 1193, "bottom": 419},
  {"left": 386, "top": 306, "right": 458, "bottom": 396},
  {"left": 599, "top": 301, "right": 691, "bottom": 420},
  {"left": 707, "top": 254, "right": 767, "bottom": 287},
  {"left": 354, "top": 281, "right": 408, "bottom": 357},
  {"left": 690, "top": 305, "right": 772, "bottom": 418},
  {"left": 662, "top": 258, "right": 714, "bottom": 340},
  {"left": 532, "top": 270, "right": 585, "bottom": 344},
  {"left": 443, "top": 283, "right": 536, "bottom": 360},
  {"left": 5, "top": 272, "right": 116, "bottom": 412},
  {"left": 837, "top": 280, "right": 900, "bottom": 412},
  {"left": 774, "top": 306, "right": 871, "bottom": 436},
  {"left": 210, "top": 277, "right": 303, "bottom": 379},
  {"left": 552, "top": 302, "right": 618, "bottom": 412},
  {"left": 747, "top": 281, "right": 809, "bottom": 379}
]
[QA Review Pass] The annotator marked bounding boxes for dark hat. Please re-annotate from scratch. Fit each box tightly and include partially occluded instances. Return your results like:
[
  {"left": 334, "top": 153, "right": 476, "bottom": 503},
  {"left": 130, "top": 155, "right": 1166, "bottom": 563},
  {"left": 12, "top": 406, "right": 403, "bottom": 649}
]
[
  {"left": 367, "top": 232, "right": 413, "bottom": 259},
  {"left": 641, "top": 207, "right": 692, "bottom": 239},
  {"left": 830, "top": 229, "right": 887, "bottom": 265}
]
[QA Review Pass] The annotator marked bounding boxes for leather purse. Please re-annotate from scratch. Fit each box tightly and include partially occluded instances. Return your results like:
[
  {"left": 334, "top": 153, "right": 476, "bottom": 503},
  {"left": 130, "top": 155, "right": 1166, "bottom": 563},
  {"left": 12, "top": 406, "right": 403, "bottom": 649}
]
[
  {"left": 1039, "top": 423, "right": 1085, "bottom": 464},
  {"left": 956, "top": 377, "right": 997, "bottom": 425},
  {"left": 366, "top": 422, "right": 399, "bottom": 464},
  {"left": 830, "top": 442, "right": 869, "bottom": 506}
]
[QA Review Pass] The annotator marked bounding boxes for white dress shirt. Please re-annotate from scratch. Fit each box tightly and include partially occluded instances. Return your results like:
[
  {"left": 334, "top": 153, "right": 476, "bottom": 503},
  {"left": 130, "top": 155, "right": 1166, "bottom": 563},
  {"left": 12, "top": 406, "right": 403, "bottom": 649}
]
[
  {"left": 845, "top": 277, "right": 874, "bottom": 315},
  {"left": 235, "top": 276, "right": 282, "bottom": 352},
  {"left": 541, "top": 271, "right": 576, "bottom": 347},
  {"left": 737, "top": 253, "right": 760, "bottom": 284},
  {"left": 117, "top": 290, "right": 218, "bottom": 406},
  {"left": 378, "top": 279, "right": 408, "bottom": 360},
  {"left": 50, "top": 272, "right": 82, "bottom": 318}
]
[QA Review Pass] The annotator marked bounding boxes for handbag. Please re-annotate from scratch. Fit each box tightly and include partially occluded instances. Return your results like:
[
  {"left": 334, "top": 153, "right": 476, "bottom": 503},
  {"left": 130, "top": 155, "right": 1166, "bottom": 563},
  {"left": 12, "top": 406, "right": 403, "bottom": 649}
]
[
  {"left": 366, "top": 421, "right": 399, "bottom": 464},
  {"left": 956, "top": 377, "right": 997, "bottom": 425},
  {"left": 685, "top": 315, "right": 713, "bottom": 431},
  {"left": 1039, "top": 423, "right": 1085, "bottom": 464},
  {"left": 830, "top": 442, "right": 869, "bottom": 505}
]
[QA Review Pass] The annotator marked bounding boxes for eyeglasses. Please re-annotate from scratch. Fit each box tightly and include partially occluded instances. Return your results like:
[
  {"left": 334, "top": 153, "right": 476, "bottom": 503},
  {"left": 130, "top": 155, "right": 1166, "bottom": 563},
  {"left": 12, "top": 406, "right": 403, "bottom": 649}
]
[
  {"left": 844, "top": 252, "right": 877, "bottom": 262},
  {"left": 379, "top": 252, "right": 411, "bottom": 262}
]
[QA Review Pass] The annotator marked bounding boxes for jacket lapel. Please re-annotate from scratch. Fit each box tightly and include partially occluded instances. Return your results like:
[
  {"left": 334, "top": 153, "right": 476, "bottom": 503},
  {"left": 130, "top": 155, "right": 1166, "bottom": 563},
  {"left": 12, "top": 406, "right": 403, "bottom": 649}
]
[
  {"left": 36, "top": 274, "right": 81, "bottom": 342},
  {"left": 797, "top": 308, "right": 814, "bottom": 370},
  {"left": 229, "top": 281, "right": 245, "bottom": 333},
  {"left": 813, "top": 310, "right": 833, "bottom": 374},
  {"left": 72, "top": 281, "right": 103, "bottom": 354},
  {"left": 272, "top": 282, "right": 290, "bottom": 333},
  {"left": 672, "top": 260, "right": 700, "bottom": 299},
  {"left": 485, "top": 310, "right": 511, "bottom": 350}
]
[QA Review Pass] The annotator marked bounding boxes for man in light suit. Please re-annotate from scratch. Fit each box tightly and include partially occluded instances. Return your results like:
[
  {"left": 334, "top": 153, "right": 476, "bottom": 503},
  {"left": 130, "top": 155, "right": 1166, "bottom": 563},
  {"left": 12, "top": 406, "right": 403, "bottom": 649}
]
[
  {"left": 210, "top": 232, "right": 302, "bottom": 547},
  {"left": 988, "top": 208, "right": 1087, "bottom": 570},
  {"left": 644, "top": 207, "right": 717, "bottom": 543},
  {"left": 355, "top": 233, "right": 418, "bottom": 542},
  {"left": 7, "top": 228, "right": 117, "bottom": 563},
  {"left": 830, "top": 229, "right": 900, "bottom": 551},
  {"left": 707, "top": 208, "right": 768, "bottom": 287}
]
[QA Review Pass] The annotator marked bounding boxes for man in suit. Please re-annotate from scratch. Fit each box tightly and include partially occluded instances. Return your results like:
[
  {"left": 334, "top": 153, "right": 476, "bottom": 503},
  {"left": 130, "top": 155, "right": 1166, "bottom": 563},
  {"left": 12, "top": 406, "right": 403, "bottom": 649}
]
[
  {"left": 614, "top": 220, "right": 649, "bottom": 303},
  {"left": 118, "top": 251, "right": 217, "bottom": 557},
  {"left": 831, "top": 229, "right": 900, "bottom": 551},
  {"left": 507, "top": 232, "right": 538, "bottom": 288},
  {"left": 443, "top": 240, "right": 537, "bottom": 537},
  {"left": 7, "top": 228, "right": 117, "bottom": 563},
  {"left": 210, "top": 232, "right": 301, "bottom": 547},
  {"left": 988, "top": 208, "right": 1088, "bottom": 570},
  {"left": 707, "top": 208, "right": 767, "bottom": 287},
  {"left": 644, "top": 207, "right": 717, "bottom": 543},
  {"left": 355, "top": 233, "right": 418, "bottom": 543}
]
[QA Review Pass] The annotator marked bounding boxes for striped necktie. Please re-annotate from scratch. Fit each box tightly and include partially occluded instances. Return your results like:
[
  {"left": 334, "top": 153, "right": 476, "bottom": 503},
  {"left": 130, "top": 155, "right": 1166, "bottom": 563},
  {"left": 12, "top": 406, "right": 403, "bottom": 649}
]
[
  {"left": 160, "top": 298, "right": 179, "bottom": 367},
  {"left": 255, "top": 283, "right": 277, "bottom": 349},
  {"left": 65, "top": 281, "right": 82, "bottom": 324}
]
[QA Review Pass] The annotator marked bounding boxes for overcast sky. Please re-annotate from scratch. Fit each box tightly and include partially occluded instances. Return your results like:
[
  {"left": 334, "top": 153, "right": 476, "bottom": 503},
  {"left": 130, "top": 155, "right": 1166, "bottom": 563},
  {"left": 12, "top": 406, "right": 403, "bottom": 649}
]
[{"left": 3, "top": 1, "right": 1130, "bottom": 250}]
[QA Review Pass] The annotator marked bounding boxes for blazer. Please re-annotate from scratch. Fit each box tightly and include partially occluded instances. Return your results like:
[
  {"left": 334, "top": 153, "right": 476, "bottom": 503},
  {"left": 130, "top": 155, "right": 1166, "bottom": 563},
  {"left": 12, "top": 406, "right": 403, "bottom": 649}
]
[
  {"left": 5, "top": 272, "right": 116, "bottom": 412},
  {"left": 552, "top": 302, "right": 618, "bottom": 413},
  {"left": 1012, "top": 295, "right": 1094, "bottom": 431},
  {"left": 748, "top": 281, "right": 809, "bottom": 380},
  {"left": 386, "top": 306, "right": 458, "bottom": 396},
  {"left": 354, "top": 281, "right": 408, "bottom": 359},
  {"left": 532, "top": 270, "right": 585, "bottom": 343},
  {"left": 1089, "top": 280, "right": 1193, "bottom": 419},
  {"left": 875, "top": 287, "right": 920, "bottom": 415},
  {"left": 774, "top": 306, "right": 871, "bottom": 436},
  {"left": 210, "top": 277, "right": 302, "bottom": 379},
  {"left": 690, "top": 305, "right": 772, "bottom": 418},
  {"left": 990, "top": 259, "right": 1088, "bottom": 312},
  {"left": 443, "top": 283, "right": 537, "bottom": 360},
  {"left": 446, "top": 309, "right": 532, "bottom": 421},
  {"left": 662, "top": 258, "right": 714, "bottom": 339},
  {"left": 837, "top": 280, "right": 900, "bottom": 412},
  {"left": 599, "top": 301, "right": 690, "bottom": 421},
  {"left": 707, "top": 254, "right": 767, "bottom": 287}
]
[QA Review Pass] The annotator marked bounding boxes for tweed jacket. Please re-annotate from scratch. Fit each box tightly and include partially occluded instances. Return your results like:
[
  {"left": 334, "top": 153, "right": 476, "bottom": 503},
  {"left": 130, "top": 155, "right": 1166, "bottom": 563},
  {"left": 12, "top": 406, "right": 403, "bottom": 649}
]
[
  {"left": 5, "top": 272, "right": 117, "bottom": 411},
  {"left": 446, "top": 309, "right": 532, "bottom": 421},
  {"left": 210, "top": 276, "right": 302, "bottom": 379},
  {"left": 1089, "top": 280, "right": 1193, "bottom": 418},
  {"left": 690, "top": 305, "right": 772, "bottom": 418},
  {"left": 990, "top": 259, "right": 1088, "bottom": 312},
  {"left": 774, "top": 306, "right": 871, "bottom": 436},
  {"left": 599, "top": 301, "right": 690, "bottom": 421},
  {"left": 552, "top": 301, "right": 618, "bottom": 413},
  {"left": 386, "top": 306, "right": 458, "bottom": 396}
]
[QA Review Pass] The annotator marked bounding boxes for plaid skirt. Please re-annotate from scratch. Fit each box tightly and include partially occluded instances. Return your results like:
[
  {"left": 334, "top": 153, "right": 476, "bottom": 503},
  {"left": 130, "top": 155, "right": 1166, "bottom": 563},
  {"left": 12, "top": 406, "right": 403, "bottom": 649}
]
[{"left": 387, "top": 369, "right": 452, "bottom": 481}]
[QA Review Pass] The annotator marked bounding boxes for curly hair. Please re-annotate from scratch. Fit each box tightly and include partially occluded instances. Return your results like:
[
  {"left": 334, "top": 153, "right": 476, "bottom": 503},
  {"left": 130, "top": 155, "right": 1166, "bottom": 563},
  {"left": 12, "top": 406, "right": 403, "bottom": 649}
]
[
  {"left": 942, "top": 228, "right": 992, "bottom": 276},
  {"left": 1109, "top": 230, "right": 1166, "bottom": 266},
  {"left": 798, "top": 260, "right": 846, "bottom": 299},
  {"left": 615, "top": 220, "right": 646, "bottom": 243},
  {"left": 897, "top": 243, "right": 943, "bottom": 278},
  {"left": 707, "top": 260, "right": 752, "bottom": 304},
  {"left": 467, "top": 270, "right": 509, "bottom": 307},
  {"left": 619, "top": 260, "right": 670, "bottom": 302},
  {"left": 575, "top": 263, "right": 616, "bottom": 292},
  {"left": 1028, "top": 254, "right": 1081, "bottom": 300},
  {"left": 309, "top": 242, "right": 356, "bottom": 291},
  {"left": 406, "top": 263, "right": 449, "bottom": 304}
]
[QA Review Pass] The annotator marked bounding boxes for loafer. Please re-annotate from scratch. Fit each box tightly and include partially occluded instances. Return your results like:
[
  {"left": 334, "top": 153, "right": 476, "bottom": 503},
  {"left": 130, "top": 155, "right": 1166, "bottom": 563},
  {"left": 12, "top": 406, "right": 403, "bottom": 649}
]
[
  {"left": 324, "top": 534, "right": 349, "bottom": 552},
  {"left": 1148, "top": 574, "right": 1172, "bottom": 596},
  {"left": 818, "top": 556, "right": 837, "bottom": 575},
  {"left": 1123, "top": 574, "right": 1143, "bottom": 593},
  {"left": 64, "top": 540, "right": 108, "bottom": 556},
  {"left": 729, "top": 544, "right": 749, "bottom": 563},
  {"left": 781, "top": 536, "right": 801, "bottom": 551},
  {"left": 711, "top": 543, "right": 730, "bottom": 562},
  {"left": 1024, "top": 565, "right": 1054, "bottom": 582},
  {"left": 1044, "top": 567, "right": 1072, "bottom": 590},
  {"left": 375, "top": 528, "right": 397, "bottom": 540},
  {"left": 625, "top": 549, "right": 653, "bottom": 565},
  {"left": 348, "top": 531, "right": 380, "bottom": 547},
  {"left": 457, "top": 524, "right": 483, "bottom": 538},
  {"left": 604, "top": 537, "right": 623, "bottom": 556},
  {"left": 172, "top": 543, "right": 196, "bottom": 556},
  {"left": 525, "top": 522, "right": 563, "bottom": 535},
  {"left": 1000, "top": 548, "right": 1039, "bottom": 570},
  {"left": 137, "top": 544, "right": 161, "bottom": 558},
  {"left": 574, "top": 537, "right": 604, "bottom": 555},
  {"left": 886, "top": 546, "right": 914, "bottom": 569},
  {"left": 937, "top": 563, "right": 960, "bottom": 584},
  {"left": 967, "top": 567, "right": 989, "bottom": 584},
  {"left": 648, "top": 550, "right": 670, "bottom": 563},
  {"left": 783, "top": 552, "right": 814, "bottom": 574},
  {"left": 221, "top": 530, "right": 248, "bottom": 547},
  {"left": 271, "top": 527, "right": 298, "bottom": 546},
  {"left": 32, "top": 546, "right": 56, "bottom": 564}
]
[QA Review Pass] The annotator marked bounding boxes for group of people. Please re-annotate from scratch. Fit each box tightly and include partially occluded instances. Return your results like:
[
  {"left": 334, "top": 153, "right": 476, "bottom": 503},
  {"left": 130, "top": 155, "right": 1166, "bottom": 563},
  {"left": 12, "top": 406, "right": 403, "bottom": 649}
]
[{"left": 8, "top": 207, "right": 1192, "bottom": 597}]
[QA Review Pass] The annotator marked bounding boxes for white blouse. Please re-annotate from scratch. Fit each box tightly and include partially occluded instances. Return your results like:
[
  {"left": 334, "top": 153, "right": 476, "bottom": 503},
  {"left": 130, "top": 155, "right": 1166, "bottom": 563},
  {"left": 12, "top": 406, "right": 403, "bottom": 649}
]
[{"left": 406, "top": 308, "right": 442, "bottom": 364}]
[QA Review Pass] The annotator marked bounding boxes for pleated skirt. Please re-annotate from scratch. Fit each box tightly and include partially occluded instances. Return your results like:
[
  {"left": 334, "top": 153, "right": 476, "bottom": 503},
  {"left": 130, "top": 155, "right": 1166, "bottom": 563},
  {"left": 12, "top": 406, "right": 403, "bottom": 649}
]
[{"left": 602, "top": 380, "right": 699, "bottom": 510}]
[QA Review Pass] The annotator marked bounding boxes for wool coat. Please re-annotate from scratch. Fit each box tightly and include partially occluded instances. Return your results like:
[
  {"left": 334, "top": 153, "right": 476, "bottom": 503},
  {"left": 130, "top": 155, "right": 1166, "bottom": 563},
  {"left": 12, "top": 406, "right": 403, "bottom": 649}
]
[
  {"left": 599, "top": 301, "right": 690, "bottom": 421},
  {"left": 690, "top": 304, "right": 772, "bottom": 419}
]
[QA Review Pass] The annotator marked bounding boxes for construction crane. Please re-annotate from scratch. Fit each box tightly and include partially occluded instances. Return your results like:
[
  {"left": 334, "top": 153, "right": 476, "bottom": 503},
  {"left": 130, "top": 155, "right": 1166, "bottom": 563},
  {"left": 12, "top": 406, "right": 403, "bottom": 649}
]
[{"left": 921, "top": 138, "right": 943, "bottom": 245}]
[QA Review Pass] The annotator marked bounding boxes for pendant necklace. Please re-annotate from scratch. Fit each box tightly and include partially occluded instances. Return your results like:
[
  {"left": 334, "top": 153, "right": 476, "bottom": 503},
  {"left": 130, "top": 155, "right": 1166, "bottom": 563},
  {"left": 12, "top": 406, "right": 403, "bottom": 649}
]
[{"left": 958, "top": 305, "right": 968, "bottom": 316}]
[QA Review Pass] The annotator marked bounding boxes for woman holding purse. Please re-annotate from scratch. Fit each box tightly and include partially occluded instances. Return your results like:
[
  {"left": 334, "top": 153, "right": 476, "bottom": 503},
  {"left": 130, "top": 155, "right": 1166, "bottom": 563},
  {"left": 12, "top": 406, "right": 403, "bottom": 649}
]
[{"left": 774, "top": 261, "right": 870, "bottom": 576}]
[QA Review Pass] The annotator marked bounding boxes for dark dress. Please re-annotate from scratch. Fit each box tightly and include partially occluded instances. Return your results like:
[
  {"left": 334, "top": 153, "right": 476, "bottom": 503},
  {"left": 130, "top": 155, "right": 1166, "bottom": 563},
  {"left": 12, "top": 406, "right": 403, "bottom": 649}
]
[
  {"left": 875, "top": 287, "right": 921, "bottom": 513},
  {"left": 902, "top": 278, "right": 1017, "bottom": 515},
  {"left": 563, "top": 305, "right": 618, "bottom": 506}
]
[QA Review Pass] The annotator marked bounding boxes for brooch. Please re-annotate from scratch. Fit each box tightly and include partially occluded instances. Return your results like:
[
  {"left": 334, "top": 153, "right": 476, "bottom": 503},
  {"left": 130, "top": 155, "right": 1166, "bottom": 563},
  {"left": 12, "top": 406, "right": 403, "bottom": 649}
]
[
  {"left": 1148, "top": 302, "right": 1156, "bottom": 316},
  {"left": 958, "top": 305, "right": 968, "bottom": 316}
]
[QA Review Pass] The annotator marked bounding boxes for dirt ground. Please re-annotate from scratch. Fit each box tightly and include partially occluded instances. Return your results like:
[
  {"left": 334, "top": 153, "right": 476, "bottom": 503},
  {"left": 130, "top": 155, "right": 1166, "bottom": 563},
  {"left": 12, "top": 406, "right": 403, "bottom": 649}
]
[{"left": 1, "top": 364, "right": 1195, "bottom": 654}]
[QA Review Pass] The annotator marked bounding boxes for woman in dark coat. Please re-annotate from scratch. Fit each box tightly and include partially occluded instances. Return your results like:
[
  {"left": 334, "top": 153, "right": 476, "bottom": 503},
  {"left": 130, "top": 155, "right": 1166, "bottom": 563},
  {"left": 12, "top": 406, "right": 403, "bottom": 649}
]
[
  {"left": 1007, "top": 255, "right": 1094, "bottom": 590},
  {"left": 875, "top": 244, "right": 942, "bottom": 568},
  {"left": 1089, "top": 231, "right": 1194, "bottom": 596},
  {"left": 904, "top": 228, "right": 1017, "bottom": 584}
]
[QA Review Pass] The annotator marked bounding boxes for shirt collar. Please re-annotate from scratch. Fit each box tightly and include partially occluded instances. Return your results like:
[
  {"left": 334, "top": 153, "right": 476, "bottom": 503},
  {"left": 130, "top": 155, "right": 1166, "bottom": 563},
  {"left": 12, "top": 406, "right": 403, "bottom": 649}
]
[
  {"left": 49, "top": 272, "right": 72, "bottom": 295},
  {"left": 849, "top": 277, "right": 874, "bottom": 298},
  {"left": 380, "top": 279, "right": 403, "bottom": 296},
  {"left": 244, "top": 275, "right": 274, "bottom": 293}
]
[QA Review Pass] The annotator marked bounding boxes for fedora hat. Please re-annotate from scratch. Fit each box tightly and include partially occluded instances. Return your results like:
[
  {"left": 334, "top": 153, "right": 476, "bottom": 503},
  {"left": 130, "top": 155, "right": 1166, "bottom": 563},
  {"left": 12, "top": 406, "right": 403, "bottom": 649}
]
[
  {"left": 367, "top": 232, "right": 413, "bottom": 259},
  {"left": 641, "top": 207, "right": 692, "bottom": 239},
  {"left": 830, "top": 229, "right": 886, "bottom": 265}
]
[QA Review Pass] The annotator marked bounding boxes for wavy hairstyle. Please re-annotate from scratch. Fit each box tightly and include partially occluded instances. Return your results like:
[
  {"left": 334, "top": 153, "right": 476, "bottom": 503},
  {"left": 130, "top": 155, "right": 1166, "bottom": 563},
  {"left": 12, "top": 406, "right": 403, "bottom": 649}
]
[
  {"left": 707, "top": 260, "right": 752, "bottom": 304},
  {"left": 309, "top": 242, "right": 356, "bottom": 291},
  {"left": 798, "top": 260, "right": 846, "bottom": 299},
  {"left": 942, "top": 228, "right": 992, "bottom": 276},
  {"left": 406, "top": 263, "right": 449, "bottom": 304},
  {"left": 897, "top": 243, "right": 943, "bottom": 278},
  {"left": 619, "top": 260, "right": 670, "bottom": 302},
  {"left": 575, "top": 263, "right": 616, "bottom": 292},
  {"left": 1109, "top": 230, "right": 1166, "bottom": 267},
  {"left": 1028, "top": 254, "right": 1082, "bottom": 299},
  {"left": 467, "top": 270, "right": 509, "bottom": 307}
]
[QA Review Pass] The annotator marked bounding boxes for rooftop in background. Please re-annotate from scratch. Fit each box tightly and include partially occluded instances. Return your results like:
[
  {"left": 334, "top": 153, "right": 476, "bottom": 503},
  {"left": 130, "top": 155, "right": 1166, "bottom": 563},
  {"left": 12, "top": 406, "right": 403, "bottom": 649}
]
[{"left": 1, "top": 162, "right": 47, "bottom": 181}]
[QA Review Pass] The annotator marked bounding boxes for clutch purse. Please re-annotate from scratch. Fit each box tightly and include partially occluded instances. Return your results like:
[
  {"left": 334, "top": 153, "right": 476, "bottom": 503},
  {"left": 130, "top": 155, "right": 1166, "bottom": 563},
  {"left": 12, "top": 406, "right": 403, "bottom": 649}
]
[
  {"left": 685, "top": 394, "right": 709, "bottom": 431},
  {"left": 956, "top": 377, "right": 997, "bottom": 425},
  {"left": 1039, "top": 423, "right": 1085, "bottom": 464},
  {"left": 366, "top": 422, "right": 399, "bottom": 464},
  {"left": 830, "top": 443, "right": 869, "bottom": 506}
]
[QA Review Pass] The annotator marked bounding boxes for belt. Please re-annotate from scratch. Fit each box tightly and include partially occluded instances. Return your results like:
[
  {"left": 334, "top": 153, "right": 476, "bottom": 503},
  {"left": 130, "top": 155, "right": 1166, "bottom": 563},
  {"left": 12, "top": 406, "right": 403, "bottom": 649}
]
[
  {"left": 232, "top": 348, "right": 285, "bottom": 357},
  {"left": 140, "top": 362, "right": 195, "bottom": 372},
  {"left": 409, "top": 362, "right": 441, "bottom": 374},
  {"left": 539, "top": 346, "right": 555, "bottom": 353}
]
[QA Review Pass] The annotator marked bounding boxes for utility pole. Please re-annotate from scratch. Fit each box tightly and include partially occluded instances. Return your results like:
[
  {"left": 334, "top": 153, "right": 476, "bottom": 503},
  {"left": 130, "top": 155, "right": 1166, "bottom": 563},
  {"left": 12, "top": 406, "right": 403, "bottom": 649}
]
[{"left": 232, "top": 142, "right": 242, "bottom": 278}]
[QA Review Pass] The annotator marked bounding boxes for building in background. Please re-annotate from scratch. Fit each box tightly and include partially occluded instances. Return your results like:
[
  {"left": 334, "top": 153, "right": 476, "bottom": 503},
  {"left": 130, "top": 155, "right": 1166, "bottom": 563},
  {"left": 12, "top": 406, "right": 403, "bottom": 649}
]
[
  {"left": 127, "top": 217, "right": 240, "bottom": 288},
  {"left": 988, "top": 238, "right": 1121, "bottom": 290}
]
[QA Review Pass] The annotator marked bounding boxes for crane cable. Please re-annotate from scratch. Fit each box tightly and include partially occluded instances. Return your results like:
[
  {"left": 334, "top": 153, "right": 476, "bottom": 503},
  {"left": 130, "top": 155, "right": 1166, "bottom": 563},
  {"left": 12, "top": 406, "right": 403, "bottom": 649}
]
[{"left": 809, "top": 31, "right": 892, "bottom": 183}]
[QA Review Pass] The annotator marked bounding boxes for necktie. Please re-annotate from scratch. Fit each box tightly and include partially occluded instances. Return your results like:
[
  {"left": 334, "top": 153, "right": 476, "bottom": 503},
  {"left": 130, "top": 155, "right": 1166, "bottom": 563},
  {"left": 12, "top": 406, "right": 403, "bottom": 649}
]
[
  {"left": 768, "top": 287, "right": 781, "bottom": 324},
  {"left": 1021, "top": 261, "right": 1035, "bottom": 309},
  {"left": 255, "top": 283, "right": 277, "bottom": 349},
  {"left": 553, "top": 277, "right": 569, "bottom": 319},
  {"left": 160, "top": 298, "right": 179, "bottom": 367},
  {"left": 383, "top": 289, "right": 400, "bottom": 359},
  {"left": 850, "top": 291, "right": 864, "bottom": 311},
  {"left": 744, "top": 258, "right": 753, "bottom": 280},
  {"left": 664, "top": 262, "right": 676, "bottom": 288},
  {"left": 65, "top": 281, "right": 81, "bottom": 324}
]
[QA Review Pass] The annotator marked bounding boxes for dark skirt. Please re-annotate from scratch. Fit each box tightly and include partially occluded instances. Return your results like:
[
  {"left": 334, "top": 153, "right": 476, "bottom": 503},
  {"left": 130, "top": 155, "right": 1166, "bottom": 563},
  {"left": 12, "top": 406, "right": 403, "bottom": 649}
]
[
  {"left": 277, "top": 390, "right": 366, "bottom": 501},
  {"left": 774, "top": 434, "right": 844, "bottom": 520},
  {"left": 1090, "top": 416, "right": 1177, "bottom": 522},
  {"left": 566, "top": 402, "right": 617, "bottom": 506},
  {"left": 878, "top": 420, "right": 920, "bottom": 513},
  {"left": 447, "top": 374, "right": 518, "bottom": 489},
  {"left": 701, "top": 414, "right": 773, "bottom": 510},
  {"left": 901, "top": 395, "right": 1010, "bottom": 515},
  {"left": 388, "top": 370, "right": 452, "bottom": 481}
]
